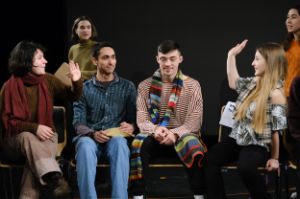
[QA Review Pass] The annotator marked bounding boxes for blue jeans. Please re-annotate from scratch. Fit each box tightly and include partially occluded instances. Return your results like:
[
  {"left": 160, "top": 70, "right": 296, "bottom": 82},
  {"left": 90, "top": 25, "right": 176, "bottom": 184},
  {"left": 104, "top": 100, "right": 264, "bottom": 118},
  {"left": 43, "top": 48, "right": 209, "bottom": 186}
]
[{"left": 75, "top": 136, "right": 130, "bottom": 199}]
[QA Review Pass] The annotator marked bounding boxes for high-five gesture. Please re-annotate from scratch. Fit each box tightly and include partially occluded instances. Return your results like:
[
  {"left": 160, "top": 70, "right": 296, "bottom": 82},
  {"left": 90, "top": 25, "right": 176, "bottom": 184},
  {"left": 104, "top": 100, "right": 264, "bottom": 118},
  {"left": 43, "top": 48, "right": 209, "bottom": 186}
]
[
  {"left": 227, "top": 39, "right": 248, "bottom": 89},
  {"left": 68, "top": 60, "right": 81, "bottom": 82},
  {"left": 228, "top": 39, "right": 248, "bottom": 57}
]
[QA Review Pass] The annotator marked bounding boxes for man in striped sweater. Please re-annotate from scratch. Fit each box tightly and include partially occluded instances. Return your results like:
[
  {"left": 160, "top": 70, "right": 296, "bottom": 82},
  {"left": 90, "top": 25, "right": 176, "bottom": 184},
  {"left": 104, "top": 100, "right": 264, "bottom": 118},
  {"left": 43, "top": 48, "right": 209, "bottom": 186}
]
[{"left": 131, "top": 40, "right": 206, "bottom": 199}]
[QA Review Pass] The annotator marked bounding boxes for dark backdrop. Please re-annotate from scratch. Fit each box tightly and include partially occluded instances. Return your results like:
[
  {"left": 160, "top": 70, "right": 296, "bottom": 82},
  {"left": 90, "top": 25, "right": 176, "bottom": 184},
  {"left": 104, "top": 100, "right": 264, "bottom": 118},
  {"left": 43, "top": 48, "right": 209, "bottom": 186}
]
[{"left": 1, "top": 0, "right": 299, "bottom": 138}]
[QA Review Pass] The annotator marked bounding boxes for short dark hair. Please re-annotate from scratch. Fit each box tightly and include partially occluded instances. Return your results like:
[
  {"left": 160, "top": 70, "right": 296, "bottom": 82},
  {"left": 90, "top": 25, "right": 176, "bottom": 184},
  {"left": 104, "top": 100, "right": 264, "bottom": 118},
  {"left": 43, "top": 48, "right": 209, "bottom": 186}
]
[
  {"left": 157, "top": 40, "right": 181, "bottom": 54},
  {"left": 93, "top": 41, "right": 114, "bottom": 58},
  {"left": 71, "top": 16, "right": 98, "bottom": 42},
  {"left": 8, "top": 40, "right": 46, "bottom": 76}
]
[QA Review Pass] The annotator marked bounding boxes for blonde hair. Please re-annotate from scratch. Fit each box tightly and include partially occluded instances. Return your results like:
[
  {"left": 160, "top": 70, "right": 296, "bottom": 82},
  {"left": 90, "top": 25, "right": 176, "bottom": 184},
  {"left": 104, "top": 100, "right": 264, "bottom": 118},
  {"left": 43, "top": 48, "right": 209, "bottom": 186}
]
[{"left": 235, "top": 43, "right": 287, "bottom": 134}]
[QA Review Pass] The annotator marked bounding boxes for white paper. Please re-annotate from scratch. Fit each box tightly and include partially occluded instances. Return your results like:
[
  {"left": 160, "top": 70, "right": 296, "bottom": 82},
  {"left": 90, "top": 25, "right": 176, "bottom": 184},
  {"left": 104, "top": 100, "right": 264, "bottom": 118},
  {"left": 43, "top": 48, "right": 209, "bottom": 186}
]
[{"left": 219, "top": 101, "right": 236, "bottom": 128}]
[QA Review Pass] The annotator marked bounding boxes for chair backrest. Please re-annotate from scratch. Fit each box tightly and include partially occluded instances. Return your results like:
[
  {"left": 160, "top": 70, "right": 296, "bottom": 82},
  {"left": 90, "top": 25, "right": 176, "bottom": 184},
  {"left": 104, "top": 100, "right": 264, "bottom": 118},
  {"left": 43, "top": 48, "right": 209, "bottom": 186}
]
[
  {"left": 53, "top": 106, "right": 67, "bottom": 157},
  {"left": 218, "top": 105, "right": 233, "bottom": 143}
]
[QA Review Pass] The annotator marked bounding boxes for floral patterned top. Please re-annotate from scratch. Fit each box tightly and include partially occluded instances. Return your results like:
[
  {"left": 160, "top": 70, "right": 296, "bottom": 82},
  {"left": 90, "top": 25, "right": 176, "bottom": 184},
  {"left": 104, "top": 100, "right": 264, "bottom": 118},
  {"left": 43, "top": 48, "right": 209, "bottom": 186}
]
[{"left": 229, "top": 77, "right": 287, "bottom": 151}]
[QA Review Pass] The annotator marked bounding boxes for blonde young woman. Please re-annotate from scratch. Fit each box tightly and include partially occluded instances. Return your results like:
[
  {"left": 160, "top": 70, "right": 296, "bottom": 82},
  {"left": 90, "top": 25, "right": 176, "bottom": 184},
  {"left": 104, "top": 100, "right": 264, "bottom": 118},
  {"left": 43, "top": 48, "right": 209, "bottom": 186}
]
[{"left": 205, "top": 40, "right": 287, "bottom": 199}]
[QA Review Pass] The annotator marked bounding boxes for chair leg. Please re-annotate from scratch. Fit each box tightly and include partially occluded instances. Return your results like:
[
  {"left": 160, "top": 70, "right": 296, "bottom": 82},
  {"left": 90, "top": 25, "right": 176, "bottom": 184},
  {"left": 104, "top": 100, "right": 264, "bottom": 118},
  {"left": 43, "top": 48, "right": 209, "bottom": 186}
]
[
  {"left": 285, "top": 164, "right": 289, "bottom": 199},
  {"left": 275, "top": 171, "right": 280, "bottom": 199},
  {"left": 68, "top": 164, "right": 75, "bottom": 199},
  {"left": 1, "top": 168, "right": 9, "bottom": 199},
  {"left": 8, "top": 167, "right": 15, "bottom": 199}
]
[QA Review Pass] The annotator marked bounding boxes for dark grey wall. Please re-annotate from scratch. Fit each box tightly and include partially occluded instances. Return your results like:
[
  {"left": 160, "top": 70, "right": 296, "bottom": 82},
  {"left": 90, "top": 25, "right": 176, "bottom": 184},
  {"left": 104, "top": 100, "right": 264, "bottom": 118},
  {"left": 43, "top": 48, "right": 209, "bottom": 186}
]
[
  {"left": 1, "top": 0, "right": 67, "bottom": 84},
  {"left": 1, "top": 0, "right": 299, "bottom": 139},
  {"left": 66, "top": 0, "right": 298, "bottom": 136}
]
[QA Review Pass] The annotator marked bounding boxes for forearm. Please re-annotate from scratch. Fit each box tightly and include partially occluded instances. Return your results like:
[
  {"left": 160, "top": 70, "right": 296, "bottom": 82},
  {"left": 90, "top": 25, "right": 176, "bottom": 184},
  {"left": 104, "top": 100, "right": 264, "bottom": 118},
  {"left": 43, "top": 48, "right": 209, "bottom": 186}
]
[
  {"left": 227, "top": 54, "right": 239, "bottom": 89},
  {"left": 75, "top": 124, "right": 94, "bottom": 136},
  {"left": 69, "top": 79, "right": 83, "bottom": 100},
  {"left": 270, "top": 132, "right": 279, "bottom": 159}
]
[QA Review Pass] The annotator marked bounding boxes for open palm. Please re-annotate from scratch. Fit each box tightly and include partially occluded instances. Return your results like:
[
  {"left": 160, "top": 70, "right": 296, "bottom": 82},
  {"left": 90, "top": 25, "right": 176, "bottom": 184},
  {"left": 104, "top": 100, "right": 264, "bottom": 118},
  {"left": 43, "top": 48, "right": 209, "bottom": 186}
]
[{"left": 68, "top": 60, "right": 81, "bottom": 81}]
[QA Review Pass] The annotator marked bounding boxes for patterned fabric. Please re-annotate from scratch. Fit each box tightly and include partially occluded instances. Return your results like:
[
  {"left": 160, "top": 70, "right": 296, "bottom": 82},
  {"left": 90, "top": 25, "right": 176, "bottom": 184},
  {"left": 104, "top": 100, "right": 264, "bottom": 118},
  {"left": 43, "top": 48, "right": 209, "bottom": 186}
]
[
  {"left": 137, "top": 76, "right": 203, "bottom": 138},
  {"left": 174, "top": 133, "right": 207, "bottom": 168},
  {"left": 73, "top": 73, "right": 136, "bottom": 141},
  {"left": 149, "top": 69, "right": 183, "bottom": 127},
  {"left": 129, "top": 133, "right": 148, "bottom": 181},
  {"left": 2, "top": 74, "right": 53, "bottom": 137},
  {"left": 230, "top": 77, "right": 287, "bottom": 150},
  {"left": 129, "top": 133, "right": 207, "bottom": 181}
]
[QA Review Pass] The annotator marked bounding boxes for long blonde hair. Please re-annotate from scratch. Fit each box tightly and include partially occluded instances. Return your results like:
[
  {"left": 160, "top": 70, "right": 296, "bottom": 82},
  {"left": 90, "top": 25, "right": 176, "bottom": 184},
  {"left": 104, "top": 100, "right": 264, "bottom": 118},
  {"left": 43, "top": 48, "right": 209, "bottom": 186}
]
[{"left": 235, "top": 43, "right": 287, "bottom": 134}]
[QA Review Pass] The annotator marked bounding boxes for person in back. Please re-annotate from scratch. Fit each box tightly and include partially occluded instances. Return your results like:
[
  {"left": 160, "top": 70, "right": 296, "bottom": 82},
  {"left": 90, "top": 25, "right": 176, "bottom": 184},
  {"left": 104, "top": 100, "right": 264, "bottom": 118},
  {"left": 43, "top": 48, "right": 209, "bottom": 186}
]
[
  {"left": 284, "top": 4, "right": 300, "bottom": 96},
  {"left": 68, "top": 15, "right": 98, "bottom": 80}
]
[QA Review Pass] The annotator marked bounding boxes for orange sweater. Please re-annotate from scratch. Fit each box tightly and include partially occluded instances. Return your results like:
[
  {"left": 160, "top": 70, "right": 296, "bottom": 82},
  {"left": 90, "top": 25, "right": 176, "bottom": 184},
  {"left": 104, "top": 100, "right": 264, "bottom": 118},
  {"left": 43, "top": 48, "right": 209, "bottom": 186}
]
[{"left": 284, "top": 40, "right": 300, "bottom": 96}]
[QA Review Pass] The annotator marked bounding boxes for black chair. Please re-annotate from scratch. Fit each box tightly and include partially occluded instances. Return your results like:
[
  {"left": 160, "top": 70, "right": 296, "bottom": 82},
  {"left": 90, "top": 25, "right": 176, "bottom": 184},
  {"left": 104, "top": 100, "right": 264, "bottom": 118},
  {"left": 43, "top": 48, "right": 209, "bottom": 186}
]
[{"left": 0, "top": 106, "right": 67, "bottom": 199}]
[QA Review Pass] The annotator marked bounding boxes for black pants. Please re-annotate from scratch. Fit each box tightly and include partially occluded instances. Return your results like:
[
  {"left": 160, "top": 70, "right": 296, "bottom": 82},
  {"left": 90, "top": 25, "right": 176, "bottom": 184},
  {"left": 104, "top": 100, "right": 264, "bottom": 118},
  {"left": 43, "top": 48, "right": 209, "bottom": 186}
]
[
  {"left": 130, "top": 136, "right": 205, "bottom": 195},
  {"left": 204, "top": 136, "right": 270, "bottom": 199}
]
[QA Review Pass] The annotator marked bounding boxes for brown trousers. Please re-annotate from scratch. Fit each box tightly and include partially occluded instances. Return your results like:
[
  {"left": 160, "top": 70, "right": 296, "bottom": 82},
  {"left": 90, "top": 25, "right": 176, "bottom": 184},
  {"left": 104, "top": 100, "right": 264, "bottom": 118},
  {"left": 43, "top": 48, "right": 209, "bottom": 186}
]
[{"left": 1, "top": 132, "right": 61, "bottom": 199}]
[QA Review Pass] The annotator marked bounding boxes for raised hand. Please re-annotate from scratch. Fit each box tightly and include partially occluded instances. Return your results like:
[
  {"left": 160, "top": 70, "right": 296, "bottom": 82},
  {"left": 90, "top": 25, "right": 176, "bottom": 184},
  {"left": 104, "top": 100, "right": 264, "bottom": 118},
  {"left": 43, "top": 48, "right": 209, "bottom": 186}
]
[
  {"left": 68, "top": 60, "right": 81, "bottom": 81},
  {"left": 228, "top": 39, "right": 248, "bottom": 57}
]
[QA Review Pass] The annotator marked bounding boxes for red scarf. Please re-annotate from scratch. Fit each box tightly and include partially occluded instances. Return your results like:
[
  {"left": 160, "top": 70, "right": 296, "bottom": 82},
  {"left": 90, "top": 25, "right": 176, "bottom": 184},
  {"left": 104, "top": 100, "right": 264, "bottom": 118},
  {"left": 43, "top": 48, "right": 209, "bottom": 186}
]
[{"left": 2, "top": 73, "right": 53, "bottom": 137}]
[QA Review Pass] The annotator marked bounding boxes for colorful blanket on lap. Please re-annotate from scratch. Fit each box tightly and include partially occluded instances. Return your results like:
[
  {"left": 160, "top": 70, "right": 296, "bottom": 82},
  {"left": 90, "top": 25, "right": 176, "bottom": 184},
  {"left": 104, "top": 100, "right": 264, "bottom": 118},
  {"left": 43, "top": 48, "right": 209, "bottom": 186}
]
[{"left": 129, "top": 133, "right": 207, "bottom": 181}]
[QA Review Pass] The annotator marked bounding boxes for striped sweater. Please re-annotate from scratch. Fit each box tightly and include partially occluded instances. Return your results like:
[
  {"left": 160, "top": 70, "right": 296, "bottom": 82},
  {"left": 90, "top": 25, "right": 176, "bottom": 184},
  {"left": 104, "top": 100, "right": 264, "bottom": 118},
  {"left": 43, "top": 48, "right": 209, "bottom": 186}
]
[{"left": 137, "top": 75, "right": 203, "bottom": 138}]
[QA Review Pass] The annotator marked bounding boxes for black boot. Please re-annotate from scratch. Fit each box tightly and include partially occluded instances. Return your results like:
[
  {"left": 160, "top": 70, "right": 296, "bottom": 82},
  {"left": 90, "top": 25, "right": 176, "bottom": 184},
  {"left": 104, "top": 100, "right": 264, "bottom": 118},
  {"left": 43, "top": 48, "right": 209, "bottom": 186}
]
[{"left": 42, "top": 172, "right": 71, "bottom": 199}]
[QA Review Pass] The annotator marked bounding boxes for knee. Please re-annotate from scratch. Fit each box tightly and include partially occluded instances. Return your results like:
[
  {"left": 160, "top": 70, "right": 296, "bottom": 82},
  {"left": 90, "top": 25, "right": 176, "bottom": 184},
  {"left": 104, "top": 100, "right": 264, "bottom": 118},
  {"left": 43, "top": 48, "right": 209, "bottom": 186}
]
[
  {"left": 108, "top": 137, "right": 129, "bottom": 155},
  {"left": 17, "top": 132, "right": 39, "bottom": 148},
  {"left": 205, "top": 149, "right": 220, "bottom": 168},
  {"left": 237, "top": 161, "right": 256, "bottom": 175},
  {"left": 75, "top": 137, "right": 96, "bottom": 156},
  {"left": 18, "top": 132, "right": 36, "bottom": 145}
]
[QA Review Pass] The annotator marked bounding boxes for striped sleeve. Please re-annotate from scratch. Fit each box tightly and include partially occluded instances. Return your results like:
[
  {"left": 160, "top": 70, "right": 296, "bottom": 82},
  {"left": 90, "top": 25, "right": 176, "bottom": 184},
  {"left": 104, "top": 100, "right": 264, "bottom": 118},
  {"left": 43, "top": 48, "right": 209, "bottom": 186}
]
[
  {"left": 170, "top": 78, "right": 203, "bottom": 137},
  {"left": 136, "top": 78, "right": 157, "bottom": 134}
]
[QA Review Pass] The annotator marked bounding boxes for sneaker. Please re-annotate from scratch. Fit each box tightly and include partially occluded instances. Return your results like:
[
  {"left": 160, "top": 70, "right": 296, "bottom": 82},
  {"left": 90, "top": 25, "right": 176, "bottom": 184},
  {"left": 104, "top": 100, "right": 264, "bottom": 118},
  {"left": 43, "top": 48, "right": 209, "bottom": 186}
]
[{"left": 133, "top": 195, "right": 145, "bottom": 199}]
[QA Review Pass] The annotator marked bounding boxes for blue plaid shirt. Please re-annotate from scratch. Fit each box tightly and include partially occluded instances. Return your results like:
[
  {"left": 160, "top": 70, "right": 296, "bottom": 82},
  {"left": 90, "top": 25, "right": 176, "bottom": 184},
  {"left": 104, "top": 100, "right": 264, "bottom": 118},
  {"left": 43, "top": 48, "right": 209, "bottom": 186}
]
[{"left": 73, "top": 73, "right": 136, "bottom": 140}]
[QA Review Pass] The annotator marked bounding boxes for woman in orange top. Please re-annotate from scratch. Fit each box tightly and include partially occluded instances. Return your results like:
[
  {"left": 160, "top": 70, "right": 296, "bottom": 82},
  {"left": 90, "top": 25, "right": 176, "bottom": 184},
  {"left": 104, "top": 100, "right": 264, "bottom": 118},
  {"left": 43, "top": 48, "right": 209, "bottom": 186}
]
[
  {"left": 284, "top": 4, "right": 300, "bottom": 96},
  {"left": 285, "top": 4, "right": 300, "bottom": 199}
]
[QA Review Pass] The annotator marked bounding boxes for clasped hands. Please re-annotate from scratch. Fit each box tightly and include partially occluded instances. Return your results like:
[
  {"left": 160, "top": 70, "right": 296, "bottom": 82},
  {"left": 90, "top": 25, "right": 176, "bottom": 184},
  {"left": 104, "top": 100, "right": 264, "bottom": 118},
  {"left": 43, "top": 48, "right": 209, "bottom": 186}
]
[{"left": 152, "top": 126, "right": 178, "bottom": 145}]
